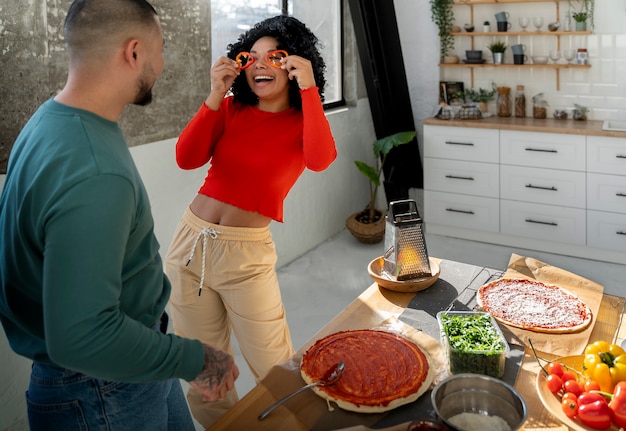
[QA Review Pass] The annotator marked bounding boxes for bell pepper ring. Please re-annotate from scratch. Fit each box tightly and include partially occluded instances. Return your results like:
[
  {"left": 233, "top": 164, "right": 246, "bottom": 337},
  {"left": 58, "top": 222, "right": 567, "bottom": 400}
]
[{"left": 235, "top": 50, "right": 289, "bottom": 70}]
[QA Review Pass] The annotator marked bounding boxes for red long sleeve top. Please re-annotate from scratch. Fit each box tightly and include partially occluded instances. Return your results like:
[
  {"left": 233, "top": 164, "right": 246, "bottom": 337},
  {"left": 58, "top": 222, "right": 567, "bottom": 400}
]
[{"left": 176, "top": 87, "right": 337, "bottom": 222}]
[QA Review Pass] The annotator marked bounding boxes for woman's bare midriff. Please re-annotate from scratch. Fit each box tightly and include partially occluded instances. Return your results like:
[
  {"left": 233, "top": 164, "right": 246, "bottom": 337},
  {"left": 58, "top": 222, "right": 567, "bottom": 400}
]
[{"left": 189, "top": 194, "right": 271, "bottom": 228}]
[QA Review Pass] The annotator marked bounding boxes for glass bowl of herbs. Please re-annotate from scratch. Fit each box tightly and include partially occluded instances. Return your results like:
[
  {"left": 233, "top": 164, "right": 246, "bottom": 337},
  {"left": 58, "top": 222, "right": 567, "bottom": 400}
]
[{"left": 437, "top": 311, "right": 509, "bottom": 378}]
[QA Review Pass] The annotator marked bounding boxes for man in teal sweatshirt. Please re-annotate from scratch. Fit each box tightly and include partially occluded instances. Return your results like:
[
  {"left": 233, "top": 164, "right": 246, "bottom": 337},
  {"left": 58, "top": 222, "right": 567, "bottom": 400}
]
[{"left": 0, "top": 0, "right": 239, "bottom": 429}]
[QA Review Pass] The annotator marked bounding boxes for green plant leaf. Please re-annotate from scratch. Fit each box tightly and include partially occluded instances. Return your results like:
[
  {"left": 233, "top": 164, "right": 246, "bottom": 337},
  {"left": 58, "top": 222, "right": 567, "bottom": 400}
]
[
  {"left": 354, "top": 160, "right": 380, "bottom": 186},
  {"left": 372, "top": 131, "right": 416, "bottom": 157}
]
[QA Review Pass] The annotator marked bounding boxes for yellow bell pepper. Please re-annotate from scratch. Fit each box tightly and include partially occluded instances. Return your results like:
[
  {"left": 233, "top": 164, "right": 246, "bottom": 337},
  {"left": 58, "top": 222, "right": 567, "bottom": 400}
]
[{"left": 583, "top": 340, "right": 626, "bottom": 392}]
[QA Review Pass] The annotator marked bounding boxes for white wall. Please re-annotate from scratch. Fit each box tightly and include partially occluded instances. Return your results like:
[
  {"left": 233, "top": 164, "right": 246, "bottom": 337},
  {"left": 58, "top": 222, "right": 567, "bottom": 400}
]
[{"left": 395, "top": 0, "right": 626, "bottom": 147}]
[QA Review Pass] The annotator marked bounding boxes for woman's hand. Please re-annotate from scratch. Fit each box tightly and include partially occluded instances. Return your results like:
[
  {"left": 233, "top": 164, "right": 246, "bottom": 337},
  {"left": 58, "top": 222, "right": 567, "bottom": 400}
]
[
  {"left": 205, "top": 56, "right": 240, "bottom": 111},
  {"left": 189, "top": 343, "right": 240, "bottom": 402},
  {"left": 281, "top": 55, "right": 316, "bottom": 90}
]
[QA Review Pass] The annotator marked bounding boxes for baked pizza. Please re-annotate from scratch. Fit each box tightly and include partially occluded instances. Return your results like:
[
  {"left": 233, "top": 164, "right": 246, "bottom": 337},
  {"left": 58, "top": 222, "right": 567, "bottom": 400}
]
[
  {"left": 477, "top": 278, "right": 592, "bottom": 333},
  {"left": 300, "top": 329, "right": 434, "bottom": 413}
]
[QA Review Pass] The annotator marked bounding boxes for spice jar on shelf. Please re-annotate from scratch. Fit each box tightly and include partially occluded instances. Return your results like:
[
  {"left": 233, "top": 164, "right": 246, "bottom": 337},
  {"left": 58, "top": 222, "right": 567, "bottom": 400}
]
[
  {"left": 514, "top": 85, "right": 526, "bottom": 118},
  {"left": 532, "top": 93, "right": 548, "bottom": 119},
  {"left": 497, "top": 86, "right": 511, "bottom": 117}
]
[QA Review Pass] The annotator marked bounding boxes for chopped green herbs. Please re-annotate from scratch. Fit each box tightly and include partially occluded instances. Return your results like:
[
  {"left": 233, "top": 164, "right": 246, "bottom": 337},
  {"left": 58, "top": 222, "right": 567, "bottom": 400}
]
[{"left": 438, "top": 312, "right": 508, "bottom": 378}]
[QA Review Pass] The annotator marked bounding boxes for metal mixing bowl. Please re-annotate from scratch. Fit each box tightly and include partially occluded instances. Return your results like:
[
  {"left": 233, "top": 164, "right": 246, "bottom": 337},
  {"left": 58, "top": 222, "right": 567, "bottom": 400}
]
[{"left": 431, "top": 374, "right": 527, "bottom": 431}]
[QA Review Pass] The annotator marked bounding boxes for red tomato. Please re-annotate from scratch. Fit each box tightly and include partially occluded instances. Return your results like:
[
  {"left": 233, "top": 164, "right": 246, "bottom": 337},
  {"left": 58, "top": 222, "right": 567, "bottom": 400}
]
[
  {"left": 561, "top": 370, "right": 577, "bottom": 383},
  {"left": 546, "top": 374, "right": 563, "bottom": 394},
  {"left": 584, "top": 380, "right": 601, "bottom": 392},
  {"left": 563, "top": 379, "right": 583, "bottom": 397},
  {"left": 562, "top": 392, "right": 578, "bottom": 403},
  {"left": 548, "top": 362, "right": 565, "bottom": 378},
  {"left": 562, "top": 397, "right": 578, "bottom": 418}
]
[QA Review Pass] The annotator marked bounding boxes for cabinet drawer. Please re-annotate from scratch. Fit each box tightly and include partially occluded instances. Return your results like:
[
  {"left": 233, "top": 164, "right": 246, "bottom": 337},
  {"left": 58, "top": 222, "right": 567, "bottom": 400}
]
[
  {"left": 501, "top": 200, "right": 586, "bottom": 245},
  {"left": 424, "top": 191, "right": 499, "bottom": 232},
  {"left": 587, "top": 173, "right": 626, "bottom": 214},
  {"left": 587, "top": 136, "right": 626, "bottom": 175},
  {"left": 500, "top": 130, "right": 585, "bottom": 171},
  {"left": 424, "top": 158, "right": 499, "bottom": 198},
  {"left": 424, "top": 125, "right": 499, "bottom": 163},
  {"left": 500, "top": 165, "right": 586, "bottom": 208},
  {"left": 587, "top": 210, "right": 626, "bottom": 253}
]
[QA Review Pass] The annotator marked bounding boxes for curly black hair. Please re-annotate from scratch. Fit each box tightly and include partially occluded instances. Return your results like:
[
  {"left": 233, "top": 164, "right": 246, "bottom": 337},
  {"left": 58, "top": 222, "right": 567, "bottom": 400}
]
[{"left": 226, "top": 15, "right": 327, "bottom": 110}]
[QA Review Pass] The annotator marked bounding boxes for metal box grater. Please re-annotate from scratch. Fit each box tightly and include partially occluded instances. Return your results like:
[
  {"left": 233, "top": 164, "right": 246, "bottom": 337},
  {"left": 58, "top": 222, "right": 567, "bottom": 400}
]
[{"left": 383, "top": 200, "right": 431, "bottom": 281}]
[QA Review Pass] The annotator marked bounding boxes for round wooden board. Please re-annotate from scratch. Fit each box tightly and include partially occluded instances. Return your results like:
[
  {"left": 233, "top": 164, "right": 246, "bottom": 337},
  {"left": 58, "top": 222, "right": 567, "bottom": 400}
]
[{"left": 368, "top": 256, "right": 440, "bottom": 293}]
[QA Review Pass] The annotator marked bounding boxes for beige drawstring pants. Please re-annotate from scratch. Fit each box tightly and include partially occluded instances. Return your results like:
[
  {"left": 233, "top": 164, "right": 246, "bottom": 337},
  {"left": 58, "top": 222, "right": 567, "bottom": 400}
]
[{"left": 165, "top": 207, "right": 294, "bottom": 428}]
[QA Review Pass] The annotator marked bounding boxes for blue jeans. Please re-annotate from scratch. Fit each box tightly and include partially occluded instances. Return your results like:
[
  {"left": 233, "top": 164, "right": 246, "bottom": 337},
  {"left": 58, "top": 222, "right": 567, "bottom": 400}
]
[{"left": 26, "top": 363, "right": 195, "bottom": 430}]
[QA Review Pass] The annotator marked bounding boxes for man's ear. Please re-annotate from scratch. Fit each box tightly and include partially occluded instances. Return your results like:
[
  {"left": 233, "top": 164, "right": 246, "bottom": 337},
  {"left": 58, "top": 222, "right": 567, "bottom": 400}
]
[{"left": 124, "top": 40, "right": 140, "bottom": 68}]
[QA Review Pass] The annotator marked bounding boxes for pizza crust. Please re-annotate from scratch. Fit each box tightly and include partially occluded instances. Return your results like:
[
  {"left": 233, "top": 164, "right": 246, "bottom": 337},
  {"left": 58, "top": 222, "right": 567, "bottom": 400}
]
[
  {"left": 477, "top": 278, "right": 592, "bottom": 334},
  {"left": 300, "top": 329, "right": 434, "bottom": 413}
]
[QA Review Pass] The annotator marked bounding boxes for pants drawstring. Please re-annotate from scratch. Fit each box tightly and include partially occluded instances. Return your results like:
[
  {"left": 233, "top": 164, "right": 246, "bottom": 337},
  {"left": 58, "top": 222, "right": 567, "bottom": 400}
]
[{"left": 186, "top": 227, "right": 220, "bottom": 296}]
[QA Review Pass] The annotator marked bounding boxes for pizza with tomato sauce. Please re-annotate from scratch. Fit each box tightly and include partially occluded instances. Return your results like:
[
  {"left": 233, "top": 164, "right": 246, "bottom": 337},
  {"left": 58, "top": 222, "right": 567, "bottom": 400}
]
[
  {"left": 477, "top": 278, "right": 592, "bottom": 333},
  {"left": 300, "top": 329, "right": 434, "bottom": 413}
]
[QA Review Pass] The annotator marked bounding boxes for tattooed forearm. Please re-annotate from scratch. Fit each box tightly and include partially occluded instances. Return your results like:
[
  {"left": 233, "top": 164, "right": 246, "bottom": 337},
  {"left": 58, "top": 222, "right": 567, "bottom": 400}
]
[{"left": 189, "top": 343, "right": 237, "bottom": 401}]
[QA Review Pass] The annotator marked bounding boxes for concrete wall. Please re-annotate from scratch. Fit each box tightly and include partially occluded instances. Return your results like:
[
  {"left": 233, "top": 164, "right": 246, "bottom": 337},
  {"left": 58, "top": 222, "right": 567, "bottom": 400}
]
[{"left": 0, "top": 0, "right": 212, "bottom": 173}]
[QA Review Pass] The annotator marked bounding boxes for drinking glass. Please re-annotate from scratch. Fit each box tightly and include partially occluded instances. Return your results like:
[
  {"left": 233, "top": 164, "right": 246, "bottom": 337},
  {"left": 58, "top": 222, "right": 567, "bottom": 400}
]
[
  {"left": 533, "top": 17, "right": 544, "bottom": 31},
  {"left": 519, "top": 17, "right": 530, "bottom": 31},
  {"left": 549, "top": 50, "right": 561, "bottom": 64},
  {"left": 563, "top": 49, "right": 576, "bottom": 64}
]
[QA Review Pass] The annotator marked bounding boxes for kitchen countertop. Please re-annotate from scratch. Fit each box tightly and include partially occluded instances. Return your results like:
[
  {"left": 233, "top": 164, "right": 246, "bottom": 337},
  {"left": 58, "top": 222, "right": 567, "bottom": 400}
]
[
  {"left": 423, "top": 116, "right": 626, "bottom": 138},
  {"left": 207, "top": 256, "right": 626, "bottom": 431}
]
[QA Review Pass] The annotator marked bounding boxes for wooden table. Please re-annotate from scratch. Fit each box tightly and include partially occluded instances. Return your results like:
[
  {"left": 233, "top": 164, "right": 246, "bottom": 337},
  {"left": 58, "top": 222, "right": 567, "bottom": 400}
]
[{"left": 208, "top": 258, "right": 626, "bottom": 431}]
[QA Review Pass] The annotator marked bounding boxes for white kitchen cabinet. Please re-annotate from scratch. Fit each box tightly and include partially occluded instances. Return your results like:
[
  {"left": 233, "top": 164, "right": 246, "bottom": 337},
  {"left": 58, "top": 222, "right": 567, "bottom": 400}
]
[
  {"left": 424, "top": 190, "right": 499, "bottom": 233},
  {"left": 500, "top": 165, "right": 586, "bottom": 208},
  {"left": 423, "top": 123, "right": 626, "bottom": 263},
  {"left": 500, "top": 131, "right": 586, "bottom": 171},
  {"left": 587, "top": 211, "right": 626, "bottom": 253},
  {"left": 500, "top": 200, "right": 586, "bottom": 246},
  {"left": 424, "top": 125, "right": 499, "bottom": 163}
]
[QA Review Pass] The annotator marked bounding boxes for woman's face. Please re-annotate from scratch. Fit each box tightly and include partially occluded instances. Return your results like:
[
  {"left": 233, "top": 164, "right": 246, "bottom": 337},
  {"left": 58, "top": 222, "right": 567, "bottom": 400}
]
[{"left": 245, "top": 36, "right": 290, "bottom": 109}]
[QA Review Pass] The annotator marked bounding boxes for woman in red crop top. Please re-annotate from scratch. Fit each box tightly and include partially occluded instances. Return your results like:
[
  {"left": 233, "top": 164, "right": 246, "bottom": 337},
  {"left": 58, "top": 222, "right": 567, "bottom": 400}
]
[{"left": 164, "top": 15, "right": 337, "bottom": 427}]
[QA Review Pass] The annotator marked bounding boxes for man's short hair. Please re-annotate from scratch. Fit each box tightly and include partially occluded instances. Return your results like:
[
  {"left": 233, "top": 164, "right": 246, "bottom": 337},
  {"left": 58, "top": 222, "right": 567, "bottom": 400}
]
[{"left": 64, "top": 0, "right": 158, "bottom": 60}]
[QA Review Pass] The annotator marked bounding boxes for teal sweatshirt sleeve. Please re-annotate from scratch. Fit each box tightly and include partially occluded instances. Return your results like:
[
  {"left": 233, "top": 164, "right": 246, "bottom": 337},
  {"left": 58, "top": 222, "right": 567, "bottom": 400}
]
[{"left": 42, "top": 174, "right": 203, "bottom": 382}]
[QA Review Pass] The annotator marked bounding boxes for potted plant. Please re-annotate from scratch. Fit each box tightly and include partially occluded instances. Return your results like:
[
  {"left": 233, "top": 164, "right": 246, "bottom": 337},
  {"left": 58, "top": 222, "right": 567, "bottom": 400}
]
[
  {"left": 483, "top": 20, "right": 491, "bottom": 32},
  {"left": 346, "top": 131, "right": 416, "bottom": 244},
  {"left": 463, "top": 82, "right": 497, "bottom": 113},
  {"left": 430, "top": 0, "right": 456, "bottom": 63},
  {"left": 569, "top": 0, "right": 594, "bottom": 30},
  {"left": 487, "top": 41, "right": 507, "bottom": 64}
]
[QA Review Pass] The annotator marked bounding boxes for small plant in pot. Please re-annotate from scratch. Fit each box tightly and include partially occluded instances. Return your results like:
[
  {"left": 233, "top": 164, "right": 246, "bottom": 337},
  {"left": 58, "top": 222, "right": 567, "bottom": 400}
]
[
  {"left": 346, "top": 131, "right": 416, "bottom": 244},
  {"left": 487, "top": 41, "right": 507, "bottom": 64},
  {"left": 569, "top": 0, "right": 594, "bottom": 30},
  {"left": 463, "top": 82, "right": 497, "bottom": 113}
]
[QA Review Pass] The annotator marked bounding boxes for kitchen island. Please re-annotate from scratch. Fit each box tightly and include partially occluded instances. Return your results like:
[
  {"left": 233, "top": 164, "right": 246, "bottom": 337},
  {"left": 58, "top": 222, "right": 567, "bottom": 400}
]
[{"left": 208, "top": 256, "right": 626, "bottom": 431}]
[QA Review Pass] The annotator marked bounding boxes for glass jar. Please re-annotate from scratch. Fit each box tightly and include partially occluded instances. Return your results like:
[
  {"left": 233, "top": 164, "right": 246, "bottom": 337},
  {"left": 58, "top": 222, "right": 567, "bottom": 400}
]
[
  {"left": 497, "top": 86, "right": 511, "bottom": 117},
  {"left": 532, "top": 93, "right": 548, "bottom": 119},
  {"left": 514, "top": 85, "right": 526, "bottom": 118}
]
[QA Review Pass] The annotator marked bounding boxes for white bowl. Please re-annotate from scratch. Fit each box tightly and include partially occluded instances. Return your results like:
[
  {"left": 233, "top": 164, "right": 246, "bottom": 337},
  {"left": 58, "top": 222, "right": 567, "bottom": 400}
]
[{"left": 532, "top": 56, "right": 549, "bottom": 64}]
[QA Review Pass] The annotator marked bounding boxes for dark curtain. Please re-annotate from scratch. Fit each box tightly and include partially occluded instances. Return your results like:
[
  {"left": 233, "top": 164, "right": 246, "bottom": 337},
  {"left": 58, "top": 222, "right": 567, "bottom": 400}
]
[{"left": 348, "top": 0, "right": 424, "bottom": 203}]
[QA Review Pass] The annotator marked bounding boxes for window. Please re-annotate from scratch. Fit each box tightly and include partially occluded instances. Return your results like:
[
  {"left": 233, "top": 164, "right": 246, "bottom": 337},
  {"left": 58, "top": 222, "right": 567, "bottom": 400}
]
[{"left": 210, "top": 0, "right": 343, "bottom": 107}]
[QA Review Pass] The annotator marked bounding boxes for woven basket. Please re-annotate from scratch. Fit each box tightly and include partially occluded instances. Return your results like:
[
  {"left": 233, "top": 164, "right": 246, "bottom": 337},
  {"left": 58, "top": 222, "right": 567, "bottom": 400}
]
[{"left": 345, "top": 211, "right": 386, "bottom": 244}]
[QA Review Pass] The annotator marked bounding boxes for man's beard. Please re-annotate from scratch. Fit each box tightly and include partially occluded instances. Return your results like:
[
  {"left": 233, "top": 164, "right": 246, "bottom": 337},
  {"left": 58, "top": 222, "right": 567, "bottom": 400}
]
[{"left": 133, "top": 78, "right": 153, "bottom": 106}]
